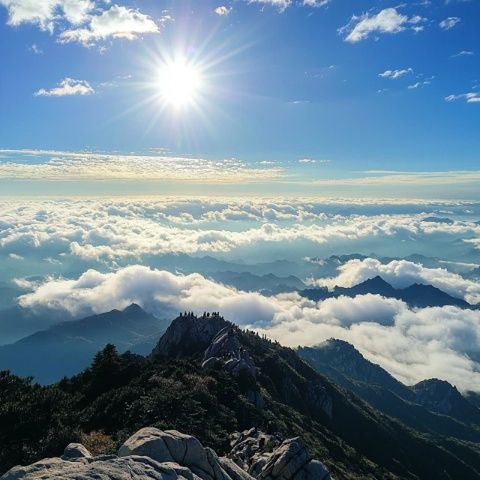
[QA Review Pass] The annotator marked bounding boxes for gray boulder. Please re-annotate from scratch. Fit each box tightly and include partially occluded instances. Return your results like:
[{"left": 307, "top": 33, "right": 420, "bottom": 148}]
[
  {"left": 229, "top": 430, "right": 330, "bottom": 480},
  {"left": 218, "top": 457, "right": 255, "bottom": 480},
  {"left": 119, "top": 428, "right": 232, "bottom": 480},
  {"left": 1, "top": 428, "right": 330, "bottom": 480},
  {"left": 0, "top": 455, "right": 196, "bottom": 480},
  {"left": 61, "top": 443, "right": 92, "bottom": 460},
  {"left": 257, "top": 437, "right": 330, "bottom": 480},
  {"left": 228, "top": 428, "right": 281, "bottom": 476}
]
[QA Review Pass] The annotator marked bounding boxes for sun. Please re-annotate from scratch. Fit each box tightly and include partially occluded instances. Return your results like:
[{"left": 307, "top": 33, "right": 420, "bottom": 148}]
[{"left": 157, "top": 58, "right": 203, "bottom": 109}]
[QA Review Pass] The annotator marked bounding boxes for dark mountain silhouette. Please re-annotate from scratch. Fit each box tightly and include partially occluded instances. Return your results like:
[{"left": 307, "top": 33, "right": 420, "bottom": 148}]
[
  {"left": 300, "top": 275, "right": 473, "bottom": 309},
  {"left": 2, "top": 313, "right": 480, "bottom": 479},
  {"left": 298, "top": 339, "right": 480, "bottom": 442},
  {"left": 0, "top": 304, "right": 168, "bottom": 384}
]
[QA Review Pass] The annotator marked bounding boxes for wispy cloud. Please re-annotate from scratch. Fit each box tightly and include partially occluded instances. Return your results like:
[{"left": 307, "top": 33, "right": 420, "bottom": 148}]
[
  {"left": 451, "top": 50, "right": 474, "bottom": 57},
  {"left": 439, "top": 17, "right": 461, "bottom": 30},
  {"left": 312, "top": 170, "right": 480, "bottom": 186},
  {"left": 379, "top": 68, "right": 413, "bottom": 79},
  {"left": 445, "top": 92, "right": 480, "bottom": 104},
  {"left": 247, "top": 0, "right": 292, "bottom": 11},
  {"left": 0, "top": 149, "right": 283, "bottom": 182},
  {"left": 302, "top": 0, "right": 330, "bottom": 7}
]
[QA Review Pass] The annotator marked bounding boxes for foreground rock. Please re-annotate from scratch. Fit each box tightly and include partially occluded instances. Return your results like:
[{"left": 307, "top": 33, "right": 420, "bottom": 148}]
[
  {"left": 229, "top": 428, "right": 330, "bottom": 480},
  {"left": 1, "top": 427, "right": 330, "bottom": 480}
]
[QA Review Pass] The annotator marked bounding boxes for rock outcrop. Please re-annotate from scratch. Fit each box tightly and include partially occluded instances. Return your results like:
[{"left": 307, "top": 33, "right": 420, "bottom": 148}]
[
  {"left": 1, "top": 427, "right": 330, "bottom": 480},
  {"left": 202, "top": 327, "right": 256, "bottom": 378},
  {"left": 152, "top": 313, "right": 229, "bottom": 359},
  {"left": 228, "top": 429, "right": 330, "bottom": 480}
]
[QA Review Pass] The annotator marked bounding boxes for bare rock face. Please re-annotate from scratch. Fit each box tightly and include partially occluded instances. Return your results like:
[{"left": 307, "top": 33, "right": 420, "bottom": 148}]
[
  {"left": 1, "top": 428, "right": 330, "bottom": 480},
  {"left": 152, "top": 313, "right": 229, "bottom": 359},
  {"left": 202, "top": 327, "right": 256, "bottom": 378}
]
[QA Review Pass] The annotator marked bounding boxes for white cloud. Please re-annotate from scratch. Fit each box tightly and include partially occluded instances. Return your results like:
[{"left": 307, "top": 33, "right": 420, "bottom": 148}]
[
  {"left": 0, "top": 0, "right": 93, "bottom": 31},
  {"left": 16, "top": 264, "right": 480, "bottom": 392},
  {"left": 313, "top": 257, "right": 480, "bottom": 304},
  {"left": 59, "top": 4, "right": 159, "bottom": 45},
  {"left": 0, "top": 1, "right": 159, "bottom": 46},
  {"left": 1, "top": 199, "right": 479, "bottom": 268},
  {"left": 34, "top": 78, "right": 94, "bottom": 97},
  {"left": 379, "top": 68, "right": 413, "bottom": 79},
  {"left": 439, "top": 17, "right": 460, "bottom": 30},
  {"left": 445, "top": 92, "right": 480, "bottom": 104},
  {"left": 339, "top": 8, "right": 425, "bottom": 43},
  {"left": 214, "top": 6, "right": 232, "bottom": 16}
]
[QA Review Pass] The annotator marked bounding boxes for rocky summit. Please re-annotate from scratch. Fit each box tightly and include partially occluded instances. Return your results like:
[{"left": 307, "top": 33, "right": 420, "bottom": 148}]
[
  {"left": 1, "top": 427, "right": 330, "bottom": 480},
  {"left": 152, "top": 312, "right": 231, "bottom": 359}
]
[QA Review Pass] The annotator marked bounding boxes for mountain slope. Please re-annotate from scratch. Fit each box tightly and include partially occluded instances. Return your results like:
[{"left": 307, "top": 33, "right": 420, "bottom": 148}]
[
  {"left": 298, "top": 339, "right": 480, "bottom": 442},
  {"left": 2, "top": 314, "right": 480, "bottom": 479},
  {"left": 0, "top": 304, "right": 168, "bottom": 384},
  {"left": 300, "top": 276, "right": 473, "bottom": 308}
]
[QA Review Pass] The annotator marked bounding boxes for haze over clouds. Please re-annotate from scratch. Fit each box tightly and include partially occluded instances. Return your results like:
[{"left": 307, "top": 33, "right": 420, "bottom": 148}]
[
  {"left": 17, "top": 264, "right": 480, "bottom": 392},
  {"left": 0, "top": 150, "right": 282, "bottom": 182}
]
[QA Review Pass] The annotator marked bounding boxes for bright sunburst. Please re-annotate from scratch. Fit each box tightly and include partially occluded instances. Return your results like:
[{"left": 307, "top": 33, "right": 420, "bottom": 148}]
[{"left": 157, "top": 58, "right": 203, "bottom": 109}]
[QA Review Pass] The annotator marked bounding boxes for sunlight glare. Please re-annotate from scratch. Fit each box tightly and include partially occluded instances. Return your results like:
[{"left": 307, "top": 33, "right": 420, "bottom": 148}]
[{"left": 158, "top": 58, "right": 203, "bottom": 108}]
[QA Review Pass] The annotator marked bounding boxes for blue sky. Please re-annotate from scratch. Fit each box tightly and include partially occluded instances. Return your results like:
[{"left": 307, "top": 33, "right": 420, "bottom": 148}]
[{"left": 0, "top": 0, "right": 479, "bottom": 197}]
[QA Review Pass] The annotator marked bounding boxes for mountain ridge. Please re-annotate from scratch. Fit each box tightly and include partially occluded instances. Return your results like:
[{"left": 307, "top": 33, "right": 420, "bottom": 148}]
[
  {"left": 0, "top": 304, "right": 168, "bottom": 384},
  {"left": 300, "top": 275, "right": 474, "bottom": 309},
  {"left": 298, "top": 339, "right": 480, "bottom": 442}
]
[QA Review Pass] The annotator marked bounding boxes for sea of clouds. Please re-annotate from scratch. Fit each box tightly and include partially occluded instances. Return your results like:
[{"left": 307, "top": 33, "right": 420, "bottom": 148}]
[{"left": 1, "top": 197, "right": 480, "bottom": 391}]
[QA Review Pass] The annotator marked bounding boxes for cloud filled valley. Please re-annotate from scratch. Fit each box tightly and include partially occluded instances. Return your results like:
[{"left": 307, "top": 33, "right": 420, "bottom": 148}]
[{"left": 1, "top": 198, "right": 480, "bottom": 393}]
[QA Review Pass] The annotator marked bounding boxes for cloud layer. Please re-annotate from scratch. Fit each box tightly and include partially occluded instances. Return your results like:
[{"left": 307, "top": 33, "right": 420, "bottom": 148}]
[
  {"left": 1, "top": 199, "right": 480, "bottom": 264},
  {"left": 17, "top": 264, "right": 480, "bottom": 392}
]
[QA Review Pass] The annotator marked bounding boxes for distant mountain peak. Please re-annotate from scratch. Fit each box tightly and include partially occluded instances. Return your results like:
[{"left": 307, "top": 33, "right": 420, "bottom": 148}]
[
  {"left": 122, "top": 303, "right": 147, "bottom": 316},
  {"left": 300, "top": 274, "right": 471, "bottom": 309},
  {"left": 412, "top": 378, "right": 480, "bottom": 420}
]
